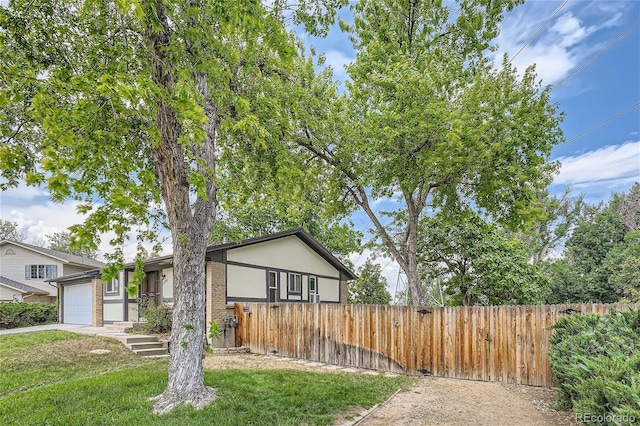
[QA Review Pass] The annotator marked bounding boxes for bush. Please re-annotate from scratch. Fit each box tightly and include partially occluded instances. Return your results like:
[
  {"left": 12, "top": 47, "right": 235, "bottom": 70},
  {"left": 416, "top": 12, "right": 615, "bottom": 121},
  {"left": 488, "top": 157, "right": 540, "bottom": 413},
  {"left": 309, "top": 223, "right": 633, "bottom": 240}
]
[
  {"left": 138, "top": 301, "right": 172, "bottom": 334},
  {"left": 0, "top": 302, "right": 58, "bottom": 329},
  {"left": 549, "top": 309, "right": 640, "bottom": 425}
]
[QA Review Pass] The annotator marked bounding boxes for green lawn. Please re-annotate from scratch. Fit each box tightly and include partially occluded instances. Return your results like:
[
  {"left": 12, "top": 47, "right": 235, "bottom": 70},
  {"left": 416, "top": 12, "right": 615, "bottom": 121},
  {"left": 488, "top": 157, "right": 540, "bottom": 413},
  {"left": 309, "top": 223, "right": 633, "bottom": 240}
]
[{"left": 0, "top": 331, "right": 413, "bottom": 425}]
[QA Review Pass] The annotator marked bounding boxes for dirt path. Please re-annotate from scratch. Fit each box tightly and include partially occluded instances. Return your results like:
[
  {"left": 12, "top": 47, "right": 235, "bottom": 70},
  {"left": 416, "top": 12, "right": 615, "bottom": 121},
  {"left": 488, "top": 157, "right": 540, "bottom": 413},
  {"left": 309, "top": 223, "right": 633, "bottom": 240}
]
[
  {"left": 358, "top": 376, "right": 579, "bottom": 426},
  {"left": 204, "top": 353, "right": 578, "bottom": 426}
]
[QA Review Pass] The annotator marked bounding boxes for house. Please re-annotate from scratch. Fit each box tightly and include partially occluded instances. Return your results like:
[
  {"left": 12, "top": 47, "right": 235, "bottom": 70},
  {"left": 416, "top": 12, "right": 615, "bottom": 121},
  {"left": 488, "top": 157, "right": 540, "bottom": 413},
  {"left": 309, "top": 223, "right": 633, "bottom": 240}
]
[
  {"left": 0, "top": 239, "right": 105, "bottom": 303},
  {"left": 49, "top": 229, "right": 356, "bottom": 345}
]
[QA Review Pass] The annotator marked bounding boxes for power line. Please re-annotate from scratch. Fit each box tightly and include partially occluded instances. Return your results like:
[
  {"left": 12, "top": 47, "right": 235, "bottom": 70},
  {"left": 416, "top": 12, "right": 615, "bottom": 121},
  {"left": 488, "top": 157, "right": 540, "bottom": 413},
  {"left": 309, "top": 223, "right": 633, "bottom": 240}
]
[
  {"left": 553, "top": 20, "right": 640, "bottom": 91},
  {"left": 561, "top": 102, "right": 640, "bottom": 146},
  {"left": 510, "top": 0, "right": 570, "bottom": 63}
]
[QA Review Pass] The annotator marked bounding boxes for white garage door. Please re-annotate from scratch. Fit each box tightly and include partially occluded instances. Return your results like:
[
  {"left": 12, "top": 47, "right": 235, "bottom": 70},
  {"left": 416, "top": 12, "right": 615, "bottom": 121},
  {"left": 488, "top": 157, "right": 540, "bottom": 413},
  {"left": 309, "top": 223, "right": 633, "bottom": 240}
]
[{"left": 63, "top": 283, "right": 93, "bottom": 325}]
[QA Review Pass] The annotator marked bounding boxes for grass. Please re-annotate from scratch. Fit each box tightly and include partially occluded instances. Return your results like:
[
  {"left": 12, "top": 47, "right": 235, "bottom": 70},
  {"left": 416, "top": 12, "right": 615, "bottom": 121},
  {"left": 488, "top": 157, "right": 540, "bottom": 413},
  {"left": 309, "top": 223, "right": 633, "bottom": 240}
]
[{"left": 0, "top": 331, "right": 413, "bottom": 425}]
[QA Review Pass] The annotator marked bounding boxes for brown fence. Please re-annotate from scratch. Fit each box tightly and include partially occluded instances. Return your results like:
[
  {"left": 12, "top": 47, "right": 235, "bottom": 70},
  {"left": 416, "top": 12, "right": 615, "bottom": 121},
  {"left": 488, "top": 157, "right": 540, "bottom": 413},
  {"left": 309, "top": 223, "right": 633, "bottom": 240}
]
[{"left": 235, "top": 302, "right": 640, "bottom": 387}]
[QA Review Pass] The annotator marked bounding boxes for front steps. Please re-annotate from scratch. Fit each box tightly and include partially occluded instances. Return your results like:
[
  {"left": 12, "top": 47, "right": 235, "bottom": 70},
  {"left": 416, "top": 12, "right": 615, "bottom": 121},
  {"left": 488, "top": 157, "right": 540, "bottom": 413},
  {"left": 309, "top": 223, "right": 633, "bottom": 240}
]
[{"left": 107, "top": 322, "right": 169, "bottom": 358}]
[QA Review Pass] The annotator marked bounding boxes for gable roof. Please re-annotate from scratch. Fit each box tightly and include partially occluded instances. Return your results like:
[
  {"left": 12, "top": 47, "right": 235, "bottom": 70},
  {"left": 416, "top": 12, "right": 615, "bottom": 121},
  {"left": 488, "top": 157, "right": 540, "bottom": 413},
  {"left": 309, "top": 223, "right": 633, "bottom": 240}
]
[
  {"left": 122, "top": 228, "right": 357, "bottom": 280},
  {"left": 0, "top": 276, "right": 48, "bottom": 295},
  {"left": 206, "top": 228, "right": 358, "bottom": 280},
  {"left": 0, "top": 240, "right": 105, "bottom": 269}
]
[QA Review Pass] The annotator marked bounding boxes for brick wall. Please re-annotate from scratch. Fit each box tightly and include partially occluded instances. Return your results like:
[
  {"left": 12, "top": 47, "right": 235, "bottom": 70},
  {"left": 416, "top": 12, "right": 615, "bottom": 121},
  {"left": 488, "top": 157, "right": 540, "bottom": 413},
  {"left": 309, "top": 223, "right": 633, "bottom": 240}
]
[
  {"left": 206, "top": 261, "right": 236, "bottom": 347},
  {"left": 92, "top": 278, "right": 103, "bottom": 327}
]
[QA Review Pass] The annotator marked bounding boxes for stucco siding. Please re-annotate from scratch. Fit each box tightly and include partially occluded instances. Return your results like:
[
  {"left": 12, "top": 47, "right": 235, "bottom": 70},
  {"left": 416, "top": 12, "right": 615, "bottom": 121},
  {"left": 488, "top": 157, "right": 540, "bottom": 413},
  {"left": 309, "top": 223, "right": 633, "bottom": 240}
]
[
  {"left": 227, "top": 236, "right": 340, "bottom": 278},
  {"left": 162, "top": 268, "right": 173, "bottom": 302},
  {"left": 318, "top": 278, "right": 340, "bottom": 302},
  {"left": 103, "top": 302, "right": 123, "bottom": 322},
  {"left": 227, "top": 265, "right": 266, "bottom": 299}
]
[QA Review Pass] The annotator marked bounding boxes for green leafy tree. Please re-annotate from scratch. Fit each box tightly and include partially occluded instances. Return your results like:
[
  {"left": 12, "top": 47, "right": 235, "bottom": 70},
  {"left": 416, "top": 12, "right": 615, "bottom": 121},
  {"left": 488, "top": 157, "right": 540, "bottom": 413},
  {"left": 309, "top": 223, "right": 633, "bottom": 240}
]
[
  {"left": 0, "top": 219, "right": 26, "bottom": 242},
  {"left": 47, "top": 230, "right": 99, "bottom": 259},
  {"left": 211, "top": 172, "right": 361, "bottom": 263},
  {"left": 0, "top": 0, "right": 344, "bottom": 413},
  {"left": 348, "top": 259, "right": 391, "bottom": 305},
  {"left": 418, "top": 211, "right": 548, "bottom": 306},
  {"left": 518, "top": 187, "right": 586, "bottom": 264},
  {"left": 546, "top": 183, "right": 640, "bottom": 303},
  {"left": 293, "top": 0, "right": 563, "bottom": 305}
]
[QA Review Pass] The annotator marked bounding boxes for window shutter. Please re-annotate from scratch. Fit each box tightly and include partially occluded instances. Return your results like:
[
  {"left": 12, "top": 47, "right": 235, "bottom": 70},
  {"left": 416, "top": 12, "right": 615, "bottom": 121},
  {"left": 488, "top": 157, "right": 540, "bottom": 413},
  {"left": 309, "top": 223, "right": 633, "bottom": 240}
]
[{"left": 25, "top": 265, "right": 30, "bottom": 280}]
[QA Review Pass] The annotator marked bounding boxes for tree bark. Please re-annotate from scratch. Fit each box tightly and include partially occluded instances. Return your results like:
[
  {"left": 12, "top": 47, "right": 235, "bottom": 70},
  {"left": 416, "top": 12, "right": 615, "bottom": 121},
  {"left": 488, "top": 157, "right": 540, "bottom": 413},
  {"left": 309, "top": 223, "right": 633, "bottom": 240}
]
[{"left": 142, "top": 0, "right": 217, "bottom": 414}]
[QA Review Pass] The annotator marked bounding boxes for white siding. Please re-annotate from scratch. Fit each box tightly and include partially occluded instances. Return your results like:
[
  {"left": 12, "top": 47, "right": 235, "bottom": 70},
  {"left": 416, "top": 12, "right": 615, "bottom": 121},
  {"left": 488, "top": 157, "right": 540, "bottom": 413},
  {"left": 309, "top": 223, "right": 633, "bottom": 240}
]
[
  {"left": 227, "top": 265, "right": 265, "bottom": 299},
  {"left": 0, "top": 285, "right": 20, "bottom": 302},
  {"left": 227, "top": 236, "right": 340, "bottom": 278},
  {"left": 162, "top": 268, "right": 173, "bottom": 301},
  {"left": 63, "top": 264, "right": 92, "bottom": 276},
  {"left": 103, "top": 303, "right": 123, "bottom": 322},
  {"left": 0, "top": 243, "right": 63, "bottom": 296},
  {"left": 280, "top": 272, "right": 287, "bottom": 300},
  {"left": 318, "top": 278, "right": 340, "bottom": 302}
]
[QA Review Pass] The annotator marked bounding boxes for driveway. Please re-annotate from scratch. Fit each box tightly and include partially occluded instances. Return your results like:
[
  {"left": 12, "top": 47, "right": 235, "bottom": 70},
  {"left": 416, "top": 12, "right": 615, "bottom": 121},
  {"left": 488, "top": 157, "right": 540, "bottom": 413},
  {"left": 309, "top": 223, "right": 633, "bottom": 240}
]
[{"left": 0, "top": 323, "right": 90, "bottom": 335}]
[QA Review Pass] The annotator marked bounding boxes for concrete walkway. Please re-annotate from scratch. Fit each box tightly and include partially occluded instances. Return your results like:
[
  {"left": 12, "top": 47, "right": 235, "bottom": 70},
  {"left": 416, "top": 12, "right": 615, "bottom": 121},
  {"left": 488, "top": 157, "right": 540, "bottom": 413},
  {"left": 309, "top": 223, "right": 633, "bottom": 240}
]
[{"left": 0, "top": 323, "right": 137, "bottom": 343}]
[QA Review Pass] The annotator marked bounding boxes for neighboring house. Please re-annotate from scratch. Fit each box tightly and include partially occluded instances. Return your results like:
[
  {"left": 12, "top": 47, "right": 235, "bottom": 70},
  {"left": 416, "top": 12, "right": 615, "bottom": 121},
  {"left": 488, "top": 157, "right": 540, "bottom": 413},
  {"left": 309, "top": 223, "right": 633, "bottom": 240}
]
[
  {"left": 0, "top": 240, "right": 105, "bottom": 303},
  {"left": 50, "top": 229, "right": 356, "bottom": 346}
]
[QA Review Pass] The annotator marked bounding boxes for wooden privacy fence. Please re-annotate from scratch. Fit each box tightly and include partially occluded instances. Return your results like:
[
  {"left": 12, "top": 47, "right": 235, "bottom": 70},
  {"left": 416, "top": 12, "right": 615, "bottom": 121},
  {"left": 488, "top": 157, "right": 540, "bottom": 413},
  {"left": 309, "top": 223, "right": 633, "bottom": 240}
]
[{"left": 235, "top": 302, "right": 640, "bottom": 387}]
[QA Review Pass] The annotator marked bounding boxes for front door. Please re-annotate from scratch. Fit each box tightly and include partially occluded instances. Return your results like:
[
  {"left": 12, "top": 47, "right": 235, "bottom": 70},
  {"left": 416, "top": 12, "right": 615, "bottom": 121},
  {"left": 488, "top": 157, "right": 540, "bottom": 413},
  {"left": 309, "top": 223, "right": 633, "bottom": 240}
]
[{"left": 141, "top": 272, "right": 161, "bottom": 307}]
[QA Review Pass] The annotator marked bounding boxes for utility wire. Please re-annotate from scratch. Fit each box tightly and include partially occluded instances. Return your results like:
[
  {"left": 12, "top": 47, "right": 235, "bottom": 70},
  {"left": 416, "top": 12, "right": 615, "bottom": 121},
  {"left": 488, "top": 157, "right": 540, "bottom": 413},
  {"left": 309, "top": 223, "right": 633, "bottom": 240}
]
[
  {"left": 510, "top": 0, "right": 570, "bottom": 63},
  {"left": 561, "top": 102, "right": 640, "bottom": 146},
  {"left": 553, "top": 20, "right": 640, "bottom": 91}
]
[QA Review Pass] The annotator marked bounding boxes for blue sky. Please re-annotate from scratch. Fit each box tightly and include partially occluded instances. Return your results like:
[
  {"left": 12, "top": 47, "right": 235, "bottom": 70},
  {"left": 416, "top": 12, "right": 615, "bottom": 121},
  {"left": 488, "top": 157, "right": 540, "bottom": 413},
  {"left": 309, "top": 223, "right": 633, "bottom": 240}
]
[{"left": 1, "top": 0, "right": 639, "bottom": 291}]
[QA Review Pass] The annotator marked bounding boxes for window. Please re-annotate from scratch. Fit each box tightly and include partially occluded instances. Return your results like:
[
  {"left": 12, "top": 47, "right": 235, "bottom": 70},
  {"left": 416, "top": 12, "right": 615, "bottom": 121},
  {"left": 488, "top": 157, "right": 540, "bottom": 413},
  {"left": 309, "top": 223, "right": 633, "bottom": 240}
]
[
  {"left": 25, "top": 264, "right": 57, "bottom": 279},
  {"left": 309, "top": 276, "right": 316, "bottom": 293},
  {"left": 105, "top": 279, "right": 119, "bottom": 294},
  {"left": 288, "top": 273, "right": 301, "bottom": 293},
  {"left": 268, "top": 271, "right": 277, "bottom": 302}
]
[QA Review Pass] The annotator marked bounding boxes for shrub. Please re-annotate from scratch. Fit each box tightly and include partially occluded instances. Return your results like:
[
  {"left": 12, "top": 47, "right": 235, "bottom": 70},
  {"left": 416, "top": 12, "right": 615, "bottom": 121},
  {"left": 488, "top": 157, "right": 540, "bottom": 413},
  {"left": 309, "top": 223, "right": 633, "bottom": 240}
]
[
  {"left": 138, "top": 301, "right": 172, "bottom": 334},
  {"left": 0, "top": 302, "right": 57, "bottom": 329},
  {"left": 549, "top": 309, "right": 640, "bottom": 425}
]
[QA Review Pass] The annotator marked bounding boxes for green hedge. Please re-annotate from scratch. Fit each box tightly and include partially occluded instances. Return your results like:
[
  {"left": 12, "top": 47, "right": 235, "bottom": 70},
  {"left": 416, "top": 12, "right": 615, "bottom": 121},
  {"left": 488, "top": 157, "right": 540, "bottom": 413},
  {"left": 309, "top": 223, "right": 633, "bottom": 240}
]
[
  {"left": 0, "top": 302, "right": 58, "bottom": 329},
  {"left": 549, "top": 309, "right": 640, "bottom": 425}
]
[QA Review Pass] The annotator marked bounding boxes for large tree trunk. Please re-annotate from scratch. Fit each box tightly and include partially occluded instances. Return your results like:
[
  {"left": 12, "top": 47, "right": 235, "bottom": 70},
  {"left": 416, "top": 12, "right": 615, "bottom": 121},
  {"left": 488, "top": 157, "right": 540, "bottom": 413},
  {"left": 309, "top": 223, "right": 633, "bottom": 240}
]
[
  {"left": 150, "top": 227, "right": 215, "bottom": 414},
  {"left": 143, "top": 0, "right": 217, "bottom": 414}
]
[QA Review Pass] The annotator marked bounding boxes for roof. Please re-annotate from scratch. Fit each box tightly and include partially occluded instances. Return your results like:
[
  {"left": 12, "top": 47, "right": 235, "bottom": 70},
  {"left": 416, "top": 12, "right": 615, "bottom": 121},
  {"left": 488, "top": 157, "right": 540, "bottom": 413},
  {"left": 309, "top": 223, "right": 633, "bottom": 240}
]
[
  {"left": 124, "top": 228, "right": 357, "bottom": 280},
  {"left": 0, "top": 276, "right": 49, "bottom": 295},
  {"left": 207, "top": 228, "right": 358, "bottom": 280},
  {"left": 0, "top": 240, "right": 105, "bottom": 268},
  {"left": 45, "top": 270, "right": 101, "bottom": 284}
]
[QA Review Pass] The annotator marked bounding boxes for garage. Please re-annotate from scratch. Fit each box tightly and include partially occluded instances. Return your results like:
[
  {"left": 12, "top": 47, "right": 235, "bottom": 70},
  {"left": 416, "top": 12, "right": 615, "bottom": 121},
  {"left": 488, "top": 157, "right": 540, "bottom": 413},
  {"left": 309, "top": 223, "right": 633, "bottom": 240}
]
[{"left": 63, "top": 282, "right": 93, "bottom": 325}]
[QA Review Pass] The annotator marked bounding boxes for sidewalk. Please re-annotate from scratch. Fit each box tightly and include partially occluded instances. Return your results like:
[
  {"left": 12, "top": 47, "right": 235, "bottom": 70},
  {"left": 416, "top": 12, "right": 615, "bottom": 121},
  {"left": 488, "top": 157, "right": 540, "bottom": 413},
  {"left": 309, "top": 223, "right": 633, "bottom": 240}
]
[{"left": 0, "top": 323, "right": 134, "bottom": 343}]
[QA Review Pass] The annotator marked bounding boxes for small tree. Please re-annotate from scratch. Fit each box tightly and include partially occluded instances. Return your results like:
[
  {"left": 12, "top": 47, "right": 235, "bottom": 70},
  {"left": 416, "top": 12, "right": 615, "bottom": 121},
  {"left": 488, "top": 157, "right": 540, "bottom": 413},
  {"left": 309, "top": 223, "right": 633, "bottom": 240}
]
[
  {"left": 348, "top": 259, "right": 392, "bottom": 305},
  {"left": 47, "top": 230, "right": 99, "bottom": 259},
  {"left": 0, "top": 220, "right": 27, "bottom": 242}
]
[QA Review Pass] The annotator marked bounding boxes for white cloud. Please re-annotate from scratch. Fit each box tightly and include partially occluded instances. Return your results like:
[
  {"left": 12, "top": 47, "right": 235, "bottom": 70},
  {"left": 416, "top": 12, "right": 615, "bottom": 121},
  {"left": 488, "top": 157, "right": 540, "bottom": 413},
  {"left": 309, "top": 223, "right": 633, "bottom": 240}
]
[
  {"left": 554, "top": 140, "right": 640, "bottom": 186},
  {"left": 493, "top": 4, "right": 626, "bottom": 87},
  {"left": 322, "top": 49, "right": 353, "bottom": 83},
  {"left": 0, "top": 183, "right": 172, "bottom": 262}
]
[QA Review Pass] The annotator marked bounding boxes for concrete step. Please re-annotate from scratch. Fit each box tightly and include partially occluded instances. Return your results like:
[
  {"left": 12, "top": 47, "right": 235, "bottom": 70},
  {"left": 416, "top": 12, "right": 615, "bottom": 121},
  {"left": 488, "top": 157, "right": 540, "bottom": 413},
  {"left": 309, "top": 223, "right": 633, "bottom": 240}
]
[
  {"left": 104, "top": 325, "right": 129, "bottom": 332},
  {"left": 112, "top": 321, "right": 134, "bottom": 328},
  {"left": 130, "top": 342, "right": 165, "bottom": 351},
  {"left": 134, "top": 347, "right": 169, "bottom": 357},
  {"left": 124, "top": 335, "right": 158, "bottom": 344}
]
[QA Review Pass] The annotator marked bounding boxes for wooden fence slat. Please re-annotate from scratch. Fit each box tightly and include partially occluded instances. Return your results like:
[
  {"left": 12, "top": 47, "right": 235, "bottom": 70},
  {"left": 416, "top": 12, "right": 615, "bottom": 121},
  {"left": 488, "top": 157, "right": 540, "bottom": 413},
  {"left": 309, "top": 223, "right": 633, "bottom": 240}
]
[{"left": 235, "top": 302, "right": 640, "bottom": 387}]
